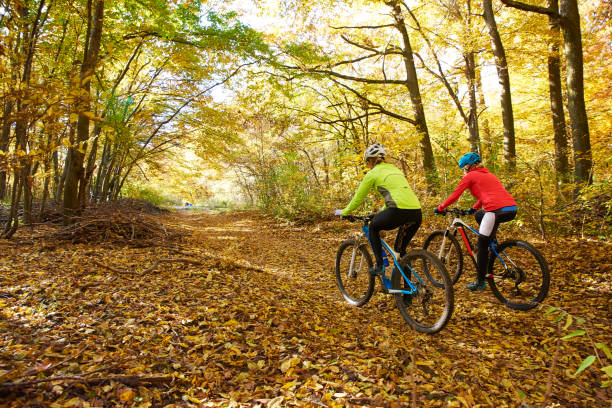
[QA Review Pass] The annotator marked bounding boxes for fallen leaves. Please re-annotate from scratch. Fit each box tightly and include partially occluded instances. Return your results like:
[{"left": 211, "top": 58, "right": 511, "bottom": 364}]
[{"left": 0, "top": 210, "right": 609, "bottom": 407}]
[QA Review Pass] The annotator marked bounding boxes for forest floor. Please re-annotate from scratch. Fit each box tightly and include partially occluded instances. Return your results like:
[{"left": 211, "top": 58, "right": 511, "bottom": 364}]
[{"left": 1, "top": 209, "right": 610, "bottom": 407}]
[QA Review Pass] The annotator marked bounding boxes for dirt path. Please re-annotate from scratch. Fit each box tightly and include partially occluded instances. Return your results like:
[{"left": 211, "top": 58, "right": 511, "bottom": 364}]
[
  {"left": 1, "top": 210, "right": 609, "bottom": 407},
  {"left": 164, "top": 210, "right": 611, "bottom": 406}
]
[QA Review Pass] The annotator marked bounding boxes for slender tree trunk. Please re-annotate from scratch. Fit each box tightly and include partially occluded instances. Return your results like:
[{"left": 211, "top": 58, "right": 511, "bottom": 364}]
[
  {"left": 2, "top": 168, "right": 23, "bottom": 238},
  {"left": 39, "top": 160, "right": 50, "bottom": 221},
  {"left": 78, "top": 123, "right": 100, "bottom": 206},
  {"left": 464, "top": 0, "right": 481, "bottom": 155},
  {"left": 465, "top": 51, "right": 481, "bottom": 154},
  {"left": 559, "top": 0, "right": 591, "bottom": 186},
  {"left": 547, "top": 0, "right": 570, "bottom": 184},
  {"left": 0, "top": 101, "right": 14, "bottom": 199},
  {"left": 56, "top": 127, "right": 74, "bottom": 202},
  {"left": 475, "top": 66, "right": 494, "bottom": 163},
  {"left": 388, "top": 1, "right": 436, "bottom": 184},
  {"left": 63, "top": 0, "right": 104, "bottom": 224},
  {"left": 93, "top": 138, "right": 110, "bottom": 201},
  {"left": 482, "top": 0, "right": 516, "bottom": 170}
]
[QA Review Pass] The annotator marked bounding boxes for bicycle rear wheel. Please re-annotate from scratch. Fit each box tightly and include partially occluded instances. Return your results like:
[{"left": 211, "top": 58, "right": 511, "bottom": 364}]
[
  {"left": 487, "top": 240, "right": 549, "bottom": 310},
  {"left": 423, "top": 230, "right": 463, "bottom": 285},
  {"left": 392, "top": 250, "right": 454, "bottom": 334},
  {"left": 335, "top": 240, "right": 375, "bottom": 306}
]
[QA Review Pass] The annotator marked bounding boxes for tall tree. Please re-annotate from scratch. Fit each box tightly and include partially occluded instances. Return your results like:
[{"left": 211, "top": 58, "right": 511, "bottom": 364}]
[
  {"left": 387, "top": 1, "right": 436, "bottom": 180},
  {"left": 280, "top": 1, "right": 438, "bottom": 184},
  {"left": 482, "top": 0, "right": 516, "bottom": 170},
  {"left": 63, "top": 0, "right": 104, "bottom": 224},
  {"left": 499, "top": 0, "right": 592, "bottom": 186},
  {"left": 547, "top": 0, "right": 570, "bottom": 184}
]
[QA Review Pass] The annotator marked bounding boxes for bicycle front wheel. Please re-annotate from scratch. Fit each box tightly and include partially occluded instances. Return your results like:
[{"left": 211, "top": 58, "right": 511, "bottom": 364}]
[
  {"left": 335, "top": 240, "right": 375, "bottom": 306},
  {"left": 487, "top": 240, "right": 549, "bottom": 310},
  {"left": 392, "top": 250, "right": 454, "bottom": 334},
  {"left": 423, "top": 230, "right": 463, "bottom": 285}
]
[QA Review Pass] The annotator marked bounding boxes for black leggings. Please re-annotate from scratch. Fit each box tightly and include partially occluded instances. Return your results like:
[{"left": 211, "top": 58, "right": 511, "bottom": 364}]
[
  {"left": 369, "top": 208, "right": 422, "bottom": 268},
  {"left": 474, "top": 208, "right": 517, "bottom": 282}
]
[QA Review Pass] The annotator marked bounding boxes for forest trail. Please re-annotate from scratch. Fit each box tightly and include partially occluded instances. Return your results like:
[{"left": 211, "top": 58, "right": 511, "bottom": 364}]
[
  {"left": 163, "top": 210, "right": 611, "bottom": 406},
  {"left": 1, "top": 210, "right": 610, "bottom": 407}
]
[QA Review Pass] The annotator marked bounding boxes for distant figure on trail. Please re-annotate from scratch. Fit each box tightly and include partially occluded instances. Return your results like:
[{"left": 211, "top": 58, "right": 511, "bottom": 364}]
[
  {"left": 434, "top": 152, "right": 517, "bottom": 291},
  {"left": 334, "top": 143, "right": 422, "bottom": 276}
]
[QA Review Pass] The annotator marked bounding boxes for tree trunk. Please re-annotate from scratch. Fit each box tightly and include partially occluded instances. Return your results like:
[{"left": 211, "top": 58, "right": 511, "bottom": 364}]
[
  {"left": 93, "top": 138, "right": 110, "bottom": 201},
  {"left": 388, "top": 1, "right": 436, "bottom": 184},
  {"left": 0, "top": 100, "right": 14, "bottom": 199},
  {"left": 559, "top": 0, "right": 591, "bottom": 186},
  {"left": 78, "top": 123, "right": 101, "bottom": 206},
  {"left": 63, "top": 0, "right": 104, "bottom": 224},
  {"left": 465, "top": 51, "right": 481, "bottom": 154},
  {"left": 482, "top": 0, "right": 516, "bottom": 170},
  {"left": 475, "top": 66, "right": 494, "bottom": 164},
  {"left": 547, "top": 0, "right": 570, "bottom": 184}
]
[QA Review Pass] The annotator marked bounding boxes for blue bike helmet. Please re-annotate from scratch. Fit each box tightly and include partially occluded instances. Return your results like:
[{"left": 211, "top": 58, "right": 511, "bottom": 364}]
[{"left": 458, "top": 152, "right": 481, "bottom": 169}]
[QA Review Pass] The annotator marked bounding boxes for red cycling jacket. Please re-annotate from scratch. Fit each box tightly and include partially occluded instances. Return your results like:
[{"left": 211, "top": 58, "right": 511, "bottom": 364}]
[{"left": 438, "top": 167, "right": 516, "bottom": 212}]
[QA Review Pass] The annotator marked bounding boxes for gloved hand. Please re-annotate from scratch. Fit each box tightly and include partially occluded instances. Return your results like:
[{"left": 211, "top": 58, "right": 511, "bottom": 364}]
[
  {"left": 466, "top": 208, "right": 476, "bottom": 215},
  {"left": 333, "top": 209, "right": 343, "bottom": 216},
  {"left": 433, "top": 207, "right": 445, "bottom": 215}
]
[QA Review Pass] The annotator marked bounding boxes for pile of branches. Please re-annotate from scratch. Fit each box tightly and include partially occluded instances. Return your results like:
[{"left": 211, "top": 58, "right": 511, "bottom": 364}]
[{"left": 43, "top": 204, "right": 183, "bottom": 247}]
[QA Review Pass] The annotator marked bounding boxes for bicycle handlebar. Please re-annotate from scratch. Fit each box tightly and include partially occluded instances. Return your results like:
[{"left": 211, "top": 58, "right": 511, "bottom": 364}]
[
  {"left": 341, "top": 214, "right": 375, "bottom": 223},
  {"left": 439, "top": 208, "right": 469, "bottom": 216}
]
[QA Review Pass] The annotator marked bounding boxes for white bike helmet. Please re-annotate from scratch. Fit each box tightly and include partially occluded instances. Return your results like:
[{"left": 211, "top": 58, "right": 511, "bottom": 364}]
[{"left": 363, "top": 143, "right": 386, "bottom": 162}]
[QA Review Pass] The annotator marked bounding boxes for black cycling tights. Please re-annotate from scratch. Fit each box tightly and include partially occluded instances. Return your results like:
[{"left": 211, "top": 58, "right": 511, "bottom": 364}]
[
  {"left": 369, "top": 208, "right": 422, "bottom": 268},
  {"left": 474, "top": 209, "right": 517, "bottom": 282}
]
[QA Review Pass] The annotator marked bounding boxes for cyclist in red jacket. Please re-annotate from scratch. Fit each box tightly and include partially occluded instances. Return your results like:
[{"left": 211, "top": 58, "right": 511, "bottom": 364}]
[{"left": 434, "top": 152, "right": 517, "bottom": 290}]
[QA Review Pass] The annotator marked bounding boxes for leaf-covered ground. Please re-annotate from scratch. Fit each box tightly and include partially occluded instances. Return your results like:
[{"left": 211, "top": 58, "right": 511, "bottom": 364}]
[{"left": 1, "top": 210, "right": 610, "bottom": 407}]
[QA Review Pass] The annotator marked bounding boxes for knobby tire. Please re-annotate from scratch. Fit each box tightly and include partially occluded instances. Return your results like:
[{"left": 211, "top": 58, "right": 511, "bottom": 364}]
[
  {"left": 487, "top": 240, "right": 549, "bottom": 310},
  {"left": 423, "top": 230, "right": 464, "bottom": 286},
  {"left": 335, "top": 240, "right": 375, "bottom": 307},
  {"left": 392, "top": 249, "right": 454, "bottom": 334}
]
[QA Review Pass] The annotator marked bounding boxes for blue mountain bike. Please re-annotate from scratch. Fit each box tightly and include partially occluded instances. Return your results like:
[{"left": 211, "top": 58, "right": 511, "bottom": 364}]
[
  {"left": 335, "top": 215, "right": 454, "bottom": 334},
  {"left": 425, "top": 208, "right": 549, "bottom": 310}
]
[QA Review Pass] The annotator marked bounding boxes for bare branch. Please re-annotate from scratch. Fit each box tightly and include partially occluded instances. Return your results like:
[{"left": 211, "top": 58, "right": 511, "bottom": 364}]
[
  {"left": 499, "top": 0, "right": 559, "bottom": 17},
  {"left": 329, "top": 23, "right": 395, "bottom": 30},
  {"left": 328, "top": 77, "right": 417, "bottom": 125}
]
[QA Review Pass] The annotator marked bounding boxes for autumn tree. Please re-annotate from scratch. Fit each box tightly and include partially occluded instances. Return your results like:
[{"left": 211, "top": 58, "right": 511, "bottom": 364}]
[
  {"left": 482, "top": 0, "right": 516, "bottom": 170},
  {"left": 499, "top": 0, "right": 592, "bottom": 187},
  {"left": 277, "top": 1, "right": 438, "bottom": 186},
  {"left": 63, "top": 0, "right": 104, "bottom": 224}
]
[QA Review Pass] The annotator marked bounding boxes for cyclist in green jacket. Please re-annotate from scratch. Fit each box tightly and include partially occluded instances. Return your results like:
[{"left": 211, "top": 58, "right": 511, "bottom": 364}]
[{"left": 334, "top": 143, "right": 422, "bottom": 276}]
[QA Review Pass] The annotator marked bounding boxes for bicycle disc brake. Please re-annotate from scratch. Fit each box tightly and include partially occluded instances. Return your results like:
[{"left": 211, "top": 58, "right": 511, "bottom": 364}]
[
  {"left": 414, "top": 282, "right": 432, "bottom": 317},
  {"left": 505, "top": 267, "right": 526, "bottom": 294}
]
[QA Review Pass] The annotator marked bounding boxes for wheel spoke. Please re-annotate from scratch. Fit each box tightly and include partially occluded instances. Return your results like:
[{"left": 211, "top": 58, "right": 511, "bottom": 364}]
[
  {"left": 424, "top": 230, "right": 463, "bottom": 285},
  {"left": 392, "top": 250, "right": 454, "bottom": 334},
  {"left": 335, "top": 241, "right": 375, "bottom": 307},
  {"left": 488, "top": 241, "right": 549, "bottom": 310}
]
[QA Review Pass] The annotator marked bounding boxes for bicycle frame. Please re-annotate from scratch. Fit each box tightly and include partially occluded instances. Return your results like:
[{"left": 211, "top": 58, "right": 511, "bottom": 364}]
[
  {"left": 441, "top": 214, "right": 512, "bottom": 277},
  {"left": 359, "top": 223, "right": 425, "bottom": 295}
]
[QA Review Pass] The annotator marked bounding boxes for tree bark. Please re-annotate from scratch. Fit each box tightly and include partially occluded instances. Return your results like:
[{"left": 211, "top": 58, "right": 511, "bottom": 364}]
[
  {"left": 465, "top": 51, "right": 481, "bottom": 154},
  {"left": 0, "top": 101, "right": 13, "bottom": 199},
  {"left": 499, "top": 0, "right": 592, "bottom": 187},
  {"left": 63, "top": 0, "right": 104, "bottom": 224},
  {"left": 482, "top": 0, "right": 516, "bottom": 170},
  {"left": 547, "top": 0, "right": 570, "bottom": 184},
  {"left": 388, "top": 1, "right": 436, "bottom": 184},
  {"left": 559, "top": 0, "right": 591, "bottom": 186}
]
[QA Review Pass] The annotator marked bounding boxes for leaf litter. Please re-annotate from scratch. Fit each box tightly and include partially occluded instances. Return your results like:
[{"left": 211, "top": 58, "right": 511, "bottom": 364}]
[{"left": 0, "top": 210, "right": 610, "bottom": 407}]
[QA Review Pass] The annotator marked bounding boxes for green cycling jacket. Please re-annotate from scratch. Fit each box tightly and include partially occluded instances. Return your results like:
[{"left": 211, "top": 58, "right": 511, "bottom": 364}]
[{"left": 341, "top": 162, "right": 421, "bottom": 216}]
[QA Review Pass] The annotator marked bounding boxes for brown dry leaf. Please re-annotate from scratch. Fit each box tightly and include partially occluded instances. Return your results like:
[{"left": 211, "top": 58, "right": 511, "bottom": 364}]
[{"left": 0, "top": 210, "right": 609, "bottom": 407}]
